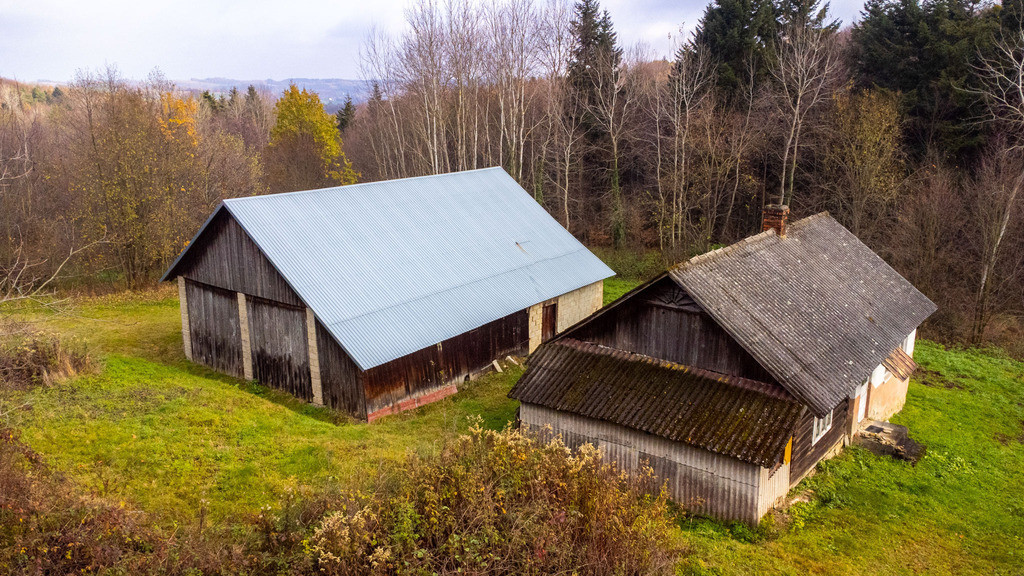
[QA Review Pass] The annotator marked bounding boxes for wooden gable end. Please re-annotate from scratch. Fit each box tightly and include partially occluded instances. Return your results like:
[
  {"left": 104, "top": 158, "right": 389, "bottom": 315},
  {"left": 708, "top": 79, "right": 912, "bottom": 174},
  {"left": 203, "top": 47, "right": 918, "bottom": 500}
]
[
  {"left": 563, "top": 276, "right": 775, "bottom": 383},
  {"left": 173, "top": 209, "right": 303, "bottom": 307}
]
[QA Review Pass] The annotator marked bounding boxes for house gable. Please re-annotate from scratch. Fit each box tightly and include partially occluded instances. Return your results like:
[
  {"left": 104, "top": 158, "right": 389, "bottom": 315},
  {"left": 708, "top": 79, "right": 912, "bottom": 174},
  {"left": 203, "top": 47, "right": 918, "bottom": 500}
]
[{"left": 560, "top": 276, "right": 775, "bottom": 383}]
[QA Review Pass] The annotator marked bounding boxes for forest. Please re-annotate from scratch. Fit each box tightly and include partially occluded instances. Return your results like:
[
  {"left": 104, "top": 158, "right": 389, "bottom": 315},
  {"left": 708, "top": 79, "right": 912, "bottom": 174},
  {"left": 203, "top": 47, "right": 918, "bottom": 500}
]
[{"left": 2, "top": 0, "right": 1023, "bottom": 352}]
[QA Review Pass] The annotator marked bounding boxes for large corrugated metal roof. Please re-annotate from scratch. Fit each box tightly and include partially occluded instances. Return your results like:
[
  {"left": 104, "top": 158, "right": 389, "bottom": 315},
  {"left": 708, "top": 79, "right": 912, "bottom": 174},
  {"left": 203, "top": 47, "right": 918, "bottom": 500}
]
[
  {"left": 670, "top": 213, "right": 936, "bottom": 417},
  {"left": 509, "top": 339, "right": 803, "bottom": 467},
  {"left": 164, "top": 167, "right": 613, "bottom": 370}
]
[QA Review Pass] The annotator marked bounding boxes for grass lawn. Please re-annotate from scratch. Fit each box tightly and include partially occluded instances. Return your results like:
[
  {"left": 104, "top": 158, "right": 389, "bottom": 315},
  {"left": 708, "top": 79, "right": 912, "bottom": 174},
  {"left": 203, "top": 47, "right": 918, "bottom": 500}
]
[{"left": 3, "top": 279, "right": 1023, "bottom": 574}]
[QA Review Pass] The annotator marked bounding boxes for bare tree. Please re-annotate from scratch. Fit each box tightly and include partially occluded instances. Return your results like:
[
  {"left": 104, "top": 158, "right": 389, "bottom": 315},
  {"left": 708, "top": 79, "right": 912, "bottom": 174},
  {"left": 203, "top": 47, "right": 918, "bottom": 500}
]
[
  {"left": 969, "top": 28, "right": 1024, "bottom": 342},
  {"left": 769, "top": 22, "right": 841, "bottom": 206}
]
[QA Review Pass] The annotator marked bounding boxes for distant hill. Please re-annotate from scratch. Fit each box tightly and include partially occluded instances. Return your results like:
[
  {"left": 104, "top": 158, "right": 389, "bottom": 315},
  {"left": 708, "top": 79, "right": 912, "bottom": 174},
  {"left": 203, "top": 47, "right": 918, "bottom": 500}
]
[{"left": 177, "top": 77, "right": 368, "bottom": 112}]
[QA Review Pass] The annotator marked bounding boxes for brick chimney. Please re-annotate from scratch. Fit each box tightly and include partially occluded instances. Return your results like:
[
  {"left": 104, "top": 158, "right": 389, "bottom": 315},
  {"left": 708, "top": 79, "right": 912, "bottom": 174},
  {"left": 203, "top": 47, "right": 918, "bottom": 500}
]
[{"left": 762, "top": 204, "right": 790, "bottom": 237}]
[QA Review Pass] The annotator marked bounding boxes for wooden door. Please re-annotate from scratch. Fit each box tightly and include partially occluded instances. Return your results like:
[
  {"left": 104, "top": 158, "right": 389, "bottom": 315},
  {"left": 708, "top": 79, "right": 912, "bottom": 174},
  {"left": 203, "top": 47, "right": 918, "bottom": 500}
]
[{"left": 542, "top": 303, "right": 557, "bottom": 342}]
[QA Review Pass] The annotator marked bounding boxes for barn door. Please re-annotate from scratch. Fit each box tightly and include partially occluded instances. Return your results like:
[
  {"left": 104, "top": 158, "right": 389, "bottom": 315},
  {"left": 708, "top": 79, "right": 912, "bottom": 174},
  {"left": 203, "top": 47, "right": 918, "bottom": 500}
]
[
  {"left": 246, "top": 296, "right": 313, "bottom": 402},
  {"left": 542, "top": 302, "right": 557, "bottom": 341}
]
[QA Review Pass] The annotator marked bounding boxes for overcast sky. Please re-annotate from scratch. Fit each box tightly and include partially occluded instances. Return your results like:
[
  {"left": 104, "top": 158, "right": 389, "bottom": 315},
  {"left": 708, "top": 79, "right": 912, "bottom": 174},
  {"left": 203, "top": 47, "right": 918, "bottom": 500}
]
[{"left": 0, "top": 0, "right": 867, "bottom": 83}]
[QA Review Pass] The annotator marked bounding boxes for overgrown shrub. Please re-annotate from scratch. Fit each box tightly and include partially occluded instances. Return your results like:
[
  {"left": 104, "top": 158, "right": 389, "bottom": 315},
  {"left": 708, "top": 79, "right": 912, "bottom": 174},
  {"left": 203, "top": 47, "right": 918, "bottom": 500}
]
[
  {"left": 308, "top": 421, "right": 677, "bottom": 575},
  {"left": 0, "top": 325, "right": 93, "bottom": 390},
  {"left": 0, "top": 419, "right": 679, "bottom": 575}
]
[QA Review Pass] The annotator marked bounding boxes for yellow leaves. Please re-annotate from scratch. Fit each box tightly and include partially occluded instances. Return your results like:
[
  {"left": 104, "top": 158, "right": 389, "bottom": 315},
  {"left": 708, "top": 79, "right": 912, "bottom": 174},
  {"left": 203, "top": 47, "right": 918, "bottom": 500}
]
[{"left": 158, "top": 92, "right": 199, "bottom": 148}]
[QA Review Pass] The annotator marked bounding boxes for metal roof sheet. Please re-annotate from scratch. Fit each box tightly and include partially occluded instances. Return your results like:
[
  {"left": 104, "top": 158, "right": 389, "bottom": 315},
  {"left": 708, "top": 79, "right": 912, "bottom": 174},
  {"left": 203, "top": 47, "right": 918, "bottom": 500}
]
[
  {"left": 165, "top": 167, "right": 613, "bottom": 370},
  {"left": 509, "top": 339, "right": 804, "bottom": 467},
  {"left": 669, "top": 213, "right": 936, "bottom": 417}
]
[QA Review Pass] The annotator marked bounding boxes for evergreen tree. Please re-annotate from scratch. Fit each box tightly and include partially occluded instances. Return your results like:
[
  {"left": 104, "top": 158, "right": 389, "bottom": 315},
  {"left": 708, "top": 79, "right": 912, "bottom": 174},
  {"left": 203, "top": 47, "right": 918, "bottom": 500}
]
[
  {"left": 335, "top": 95, "right": 356, "bottom": 134},
  {"left": 201, "top": 90, "right": 222, "bottom": 112},
  {"left": 852, "top": 0, "right": 1001, "bottom": 160},
  {"left": 693, "top": 0, "right": 779, "bottom": 100}
]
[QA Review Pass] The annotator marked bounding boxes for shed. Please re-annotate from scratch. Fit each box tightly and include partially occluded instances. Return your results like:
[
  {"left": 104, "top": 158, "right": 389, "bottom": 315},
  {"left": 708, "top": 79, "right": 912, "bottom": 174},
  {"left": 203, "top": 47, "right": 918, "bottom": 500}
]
[
  {"left": 162, "top": 167, "right": 613, "bottom": 421},
  {"left": 510, "top": 207, "right": 936, "bottom": 523}
]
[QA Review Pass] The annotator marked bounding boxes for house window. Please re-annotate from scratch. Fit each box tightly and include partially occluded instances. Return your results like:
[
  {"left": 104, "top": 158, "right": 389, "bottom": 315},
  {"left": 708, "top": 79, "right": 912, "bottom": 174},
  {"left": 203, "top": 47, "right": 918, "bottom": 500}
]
[{"left": 812, "top": 410, "right": 833, "bottom": 445}]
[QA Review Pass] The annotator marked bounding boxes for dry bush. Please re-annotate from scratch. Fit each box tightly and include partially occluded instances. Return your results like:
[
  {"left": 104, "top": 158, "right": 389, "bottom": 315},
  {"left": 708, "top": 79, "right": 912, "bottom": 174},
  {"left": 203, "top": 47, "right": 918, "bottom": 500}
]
[
  {"left": 308, "top": 421, "right": 677, "bottom": 576},
  {"left": 0, "top": 324, "right": 93, "bottom": 391}
]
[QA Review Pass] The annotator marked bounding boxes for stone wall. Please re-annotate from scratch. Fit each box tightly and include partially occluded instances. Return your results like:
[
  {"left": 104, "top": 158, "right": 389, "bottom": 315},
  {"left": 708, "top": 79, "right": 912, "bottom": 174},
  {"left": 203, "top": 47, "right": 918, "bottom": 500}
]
[
  {"left": 556, "top": 281, "right": 604, "bottom": 333},
  {"left": 527, "top": 281, "right": 605, "bottom": 353}
]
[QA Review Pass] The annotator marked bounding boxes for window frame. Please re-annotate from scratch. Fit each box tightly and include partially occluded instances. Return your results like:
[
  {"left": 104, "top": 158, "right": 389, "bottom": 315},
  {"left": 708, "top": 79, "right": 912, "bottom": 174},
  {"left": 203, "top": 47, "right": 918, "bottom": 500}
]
[{"left": 812, "top": 409, "right": 834, "bottom": 445}]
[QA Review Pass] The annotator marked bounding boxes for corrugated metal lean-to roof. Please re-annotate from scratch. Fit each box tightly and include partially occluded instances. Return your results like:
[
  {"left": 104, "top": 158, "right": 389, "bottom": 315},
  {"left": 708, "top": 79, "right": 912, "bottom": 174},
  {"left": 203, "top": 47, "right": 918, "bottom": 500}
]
[
  {"left": 163, "top": 167, "right": 613, "bottom": 370},
  {"left": 509, "top": 339, "right": 804, "bottom": 468}
]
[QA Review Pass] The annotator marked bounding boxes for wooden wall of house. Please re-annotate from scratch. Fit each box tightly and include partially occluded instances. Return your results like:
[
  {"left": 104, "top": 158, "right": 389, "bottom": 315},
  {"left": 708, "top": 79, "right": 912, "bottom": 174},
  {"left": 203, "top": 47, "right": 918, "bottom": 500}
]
[
  {"left": 363, "top": 310, "right": 529, "bottom": 416},
  {"left": 790, "top": 398, "right": 850, "bottom": 485},
  {"left": 176, "top": 210, "right": 303, "bottom": 307},
  {"left": 315, "top": 319, "right": 366, "bottom": 419},
  {"left": 520, "top": 403, "right": 782, "bottom": 525},
  {"left": 185, "top": 280, "right": 244, "bottom": 377},
  {"left": 570, "top": 278, "right": 773, "bottom": 381},
  {"left": 246, "top": 295, "right": 313, "bottom": 402}
]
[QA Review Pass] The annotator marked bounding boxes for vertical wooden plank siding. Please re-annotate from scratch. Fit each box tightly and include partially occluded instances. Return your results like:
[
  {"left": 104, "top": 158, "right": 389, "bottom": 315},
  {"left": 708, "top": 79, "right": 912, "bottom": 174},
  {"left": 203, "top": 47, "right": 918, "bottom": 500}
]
[
  {"left": 245, "top": 296, "right": 313, "bottom": 402},
  {"left": 237, "top": 292, "right": 254, "bottom": 380},
  {"left": 790, "top": 398, "right": 850, "bottom": 486},
  {"left": 520, "top": 403, "right": 768, "bottom": 525},
  {"left": 185, "top": 280, "right": 243, "bottom": 377},
  {"left": 757, "top": 463, "right": 791, "bottom": 519},
  {"left": 306, "top": 308, "right": 323, "bottom": 406},
  {"left": 177, "top": 276, "right": 192, "bottom": 361},
  {"left": 363, "top": 309, "right": 529, "bottom": 416},
  {"left": 571, "top": 279, "right": 773, "bottom": 381},
  {"left": 175, "top": 211, "right": 304, "bottom": 307},
  {"left": 315, "top": 320, "right": 365, "bottom": 419}
]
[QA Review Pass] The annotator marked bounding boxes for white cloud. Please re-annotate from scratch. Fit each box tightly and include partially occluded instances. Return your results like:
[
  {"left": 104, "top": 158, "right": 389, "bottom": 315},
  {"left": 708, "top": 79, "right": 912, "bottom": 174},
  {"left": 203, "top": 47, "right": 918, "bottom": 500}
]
[{"left": 0, "top": 0, "right": 867, "bottom": 82}]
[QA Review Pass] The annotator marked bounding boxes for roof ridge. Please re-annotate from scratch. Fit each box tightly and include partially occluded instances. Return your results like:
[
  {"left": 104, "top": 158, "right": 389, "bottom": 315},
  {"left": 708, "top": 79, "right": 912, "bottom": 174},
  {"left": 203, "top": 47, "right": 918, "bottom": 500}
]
[
  {"left": 556, "top": 339, "right": 796, "bottom": 403},
  {"left": 670, "top": 211, "right": 833, "bottom": 273},
  {"left": 672, "top": 229, "right": 777, "bottom": 272},
  {"left": 224, "top": 166, "right": 506, "bottom": 204}
]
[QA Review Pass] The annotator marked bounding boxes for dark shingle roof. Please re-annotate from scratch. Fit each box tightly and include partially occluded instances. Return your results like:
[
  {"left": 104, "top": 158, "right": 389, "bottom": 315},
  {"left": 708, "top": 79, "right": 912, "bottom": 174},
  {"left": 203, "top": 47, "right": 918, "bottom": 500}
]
[
  {"left": 509, "top": 339, "right": 804, "bottom": 467},
  {"left": 670, "top": 213, "right": 936, "bottom": 416}
]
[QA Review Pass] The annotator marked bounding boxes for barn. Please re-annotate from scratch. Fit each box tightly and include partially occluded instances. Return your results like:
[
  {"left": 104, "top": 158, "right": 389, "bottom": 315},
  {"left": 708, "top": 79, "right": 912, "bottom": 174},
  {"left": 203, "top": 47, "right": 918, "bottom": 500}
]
[
  {"left": 162, "top": 167, "right": 613, "bottom": 421},
  {"left": 509, "top": 206, "right": 937, "bottom": 524}
]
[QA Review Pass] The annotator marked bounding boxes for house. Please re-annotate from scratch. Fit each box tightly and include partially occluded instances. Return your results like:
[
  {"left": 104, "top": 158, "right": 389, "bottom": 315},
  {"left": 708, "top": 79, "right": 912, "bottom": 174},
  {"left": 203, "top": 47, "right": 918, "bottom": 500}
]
[
  {"left": 162, "top": 167, "right": 613, "bottom": 421},
  {"left": 509, "top": 206, "right": 936, "bottom": 524}
]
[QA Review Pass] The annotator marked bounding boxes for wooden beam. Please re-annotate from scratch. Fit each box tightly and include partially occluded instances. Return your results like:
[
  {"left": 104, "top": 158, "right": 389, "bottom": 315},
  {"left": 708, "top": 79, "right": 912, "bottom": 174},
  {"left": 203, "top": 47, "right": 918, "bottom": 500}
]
[
  {"left": 178, "top": 277, "right": 193, "bottom": 361},
  {"left": 307, "top": 307, "right": 323, "bottom": 406},
  {"left": 237, "top": 292, "right": 253, "bottom": 380}
]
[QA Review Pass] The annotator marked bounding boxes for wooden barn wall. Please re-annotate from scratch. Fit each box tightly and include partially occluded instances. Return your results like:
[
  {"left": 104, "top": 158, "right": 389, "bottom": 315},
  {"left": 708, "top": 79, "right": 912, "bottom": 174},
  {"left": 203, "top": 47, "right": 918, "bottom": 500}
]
[
  {"left": 520, "top": 403, "right": 779, "bottom": 525},
  {"left": 185, "top": 280, "right": 243, "bottom": 377},
  {"left": 790, "top": 398, "right": 850, "bottom": 484},
  {"left": 176, "top": 210, "right": 303, "bottom": 307},
  {"left": 363, "top": 309, "right": 529, "bottom": 415},
  {"left": 315, "top": 319, "right": 366, "bottom": 419},
  {"left": 570, "top": 279, "right": 773, "bottom": 381},
  {"left": 246, "top": 296, "right": 313, "bottom": 402}
]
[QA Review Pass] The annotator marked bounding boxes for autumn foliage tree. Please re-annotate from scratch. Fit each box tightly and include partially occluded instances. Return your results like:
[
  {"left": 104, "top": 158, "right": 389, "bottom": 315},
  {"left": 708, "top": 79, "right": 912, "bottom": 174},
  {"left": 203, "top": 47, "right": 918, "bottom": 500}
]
[{"left": 266, "top": 84, "right": 357, "bottom": 192}]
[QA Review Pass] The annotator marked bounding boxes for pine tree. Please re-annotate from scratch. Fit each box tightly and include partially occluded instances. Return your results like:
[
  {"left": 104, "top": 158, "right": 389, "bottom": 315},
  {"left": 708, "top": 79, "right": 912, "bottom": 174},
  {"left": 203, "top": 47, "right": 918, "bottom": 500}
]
[
  {"left": 851, "top": 0, "right": 1001, "bottom": 160},
  {"left": 693, "top": 0, "right": 779, "bottom": 100},
  {"left": 335, "top": 95, "right": 356, "bottom": 134}
]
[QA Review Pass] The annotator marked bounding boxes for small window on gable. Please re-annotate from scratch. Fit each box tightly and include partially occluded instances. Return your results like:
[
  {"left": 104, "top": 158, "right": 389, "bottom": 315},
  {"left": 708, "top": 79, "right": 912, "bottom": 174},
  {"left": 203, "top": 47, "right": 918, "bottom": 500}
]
[{"left": 812, "top": 410, "right": 833, "bottom": 445}]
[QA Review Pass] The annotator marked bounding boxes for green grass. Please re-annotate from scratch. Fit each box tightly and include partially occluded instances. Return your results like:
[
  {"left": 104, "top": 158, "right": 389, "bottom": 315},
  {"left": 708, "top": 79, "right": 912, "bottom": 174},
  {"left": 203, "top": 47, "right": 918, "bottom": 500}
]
[
  {"left": 3, "top": 280, "right": 1024, "bottom": 574},
  {"left": 603, "top": 277, "right": 642, "bottom": 306}
]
